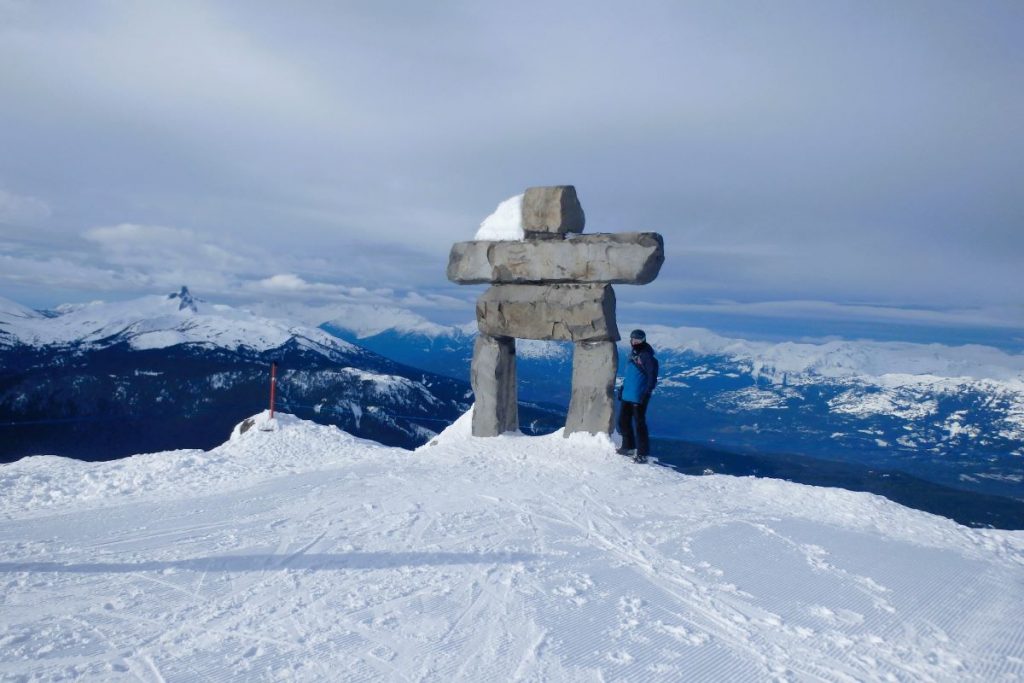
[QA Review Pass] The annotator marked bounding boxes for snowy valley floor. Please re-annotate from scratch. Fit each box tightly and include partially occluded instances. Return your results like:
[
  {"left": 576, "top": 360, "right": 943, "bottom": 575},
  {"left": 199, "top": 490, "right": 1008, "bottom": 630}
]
[{"left": 2, "top": 412, "right": 1024, "bottom": 681}]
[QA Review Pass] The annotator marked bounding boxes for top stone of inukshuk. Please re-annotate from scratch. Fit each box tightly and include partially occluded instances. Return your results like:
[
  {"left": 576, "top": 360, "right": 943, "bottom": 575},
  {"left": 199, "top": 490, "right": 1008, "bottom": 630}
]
[{"left": 447, "top": 186, "right": 664, "bottom": 438}]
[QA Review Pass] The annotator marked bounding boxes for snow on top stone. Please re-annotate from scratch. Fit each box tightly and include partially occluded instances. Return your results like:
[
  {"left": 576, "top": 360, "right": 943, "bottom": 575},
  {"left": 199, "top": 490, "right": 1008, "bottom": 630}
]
[
  {"left": 1, "top": 410, "right": 1022, "bottom": 680},
  {"left": 474, "top": 193, "right": 525, "bottom": 240}
]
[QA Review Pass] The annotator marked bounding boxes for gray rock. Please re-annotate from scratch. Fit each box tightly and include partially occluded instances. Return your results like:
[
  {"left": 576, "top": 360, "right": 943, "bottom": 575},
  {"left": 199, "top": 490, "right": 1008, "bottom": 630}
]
[
  {"left": 476, "top": 284, "right": 619, "bottom": 342},
  {"left": 470, "top": 333, "right": 518, "bottom": 437},
  {"left": 564, "top": 341, "right": 618, "bottom": 436},
  {"left": 447, "top": 232, "right": 664, "bottom": 285},
  {"left": 521, "top": 186, "right": 585, "bottom": 238}
]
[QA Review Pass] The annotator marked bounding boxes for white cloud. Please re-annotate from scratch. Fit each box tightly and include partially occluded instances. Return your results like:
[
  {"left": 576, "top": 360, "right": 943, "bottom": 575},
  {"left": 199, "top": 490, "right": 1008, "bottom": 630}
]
[
  {"left": 247, "top": 299, "right": 457, "bottom": 339},
  {"left": 83, "top": 223, "right": 249, "bottom": 273},
  {"left": 1, "top": 2, "right": 1022, "bottom": 325},
  {"left": 398, "top": 290, "right": 471, "bottom": 310},
  {"left": 253, "top": 273, "right": 309, "bottom": 292},
  {"left": 250, "top": 273, "right": 350, "bottom": 296},
  {"left": 0, "top": 253, "right": 137, "bottom": 291},
  {"left": 246, "top": 273, "right": 405, "bottom": 303},
  {"left": 629, "top": 299, "right": 1024, "bottom": 331},
  {"left": 0, "top": 3, "right": 344, "bottom": 138},
  {"left": 0, "top": 188, "right": 51, "bottom": 224}
]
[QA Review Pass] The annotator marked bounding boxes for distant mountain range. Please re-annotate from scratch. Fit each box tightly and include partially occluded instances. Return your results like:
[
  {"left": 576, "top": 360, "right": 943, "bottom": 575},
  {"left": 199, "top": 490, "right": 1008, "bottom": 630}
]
[
  {"left": 0, "top": 288, "right": 559, "bottom": 461},
  {"left": 4, "top": 289, "right": 1023, "bottom": 503},
  {"left": 322, "top": 315, "right": 1024, "bottom": 501},
  {"left": 645, "top": 327, "right": 1024, "bottom": 500}
]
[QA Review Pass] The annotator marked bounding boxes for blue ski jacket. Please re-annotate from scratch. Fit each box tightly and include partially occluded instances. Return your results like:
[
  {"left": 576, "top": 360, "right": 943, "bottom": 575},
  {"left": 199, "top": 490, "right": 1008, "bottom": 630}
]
[{"left": 621, "top": 342, "right": 656, "bottom": 404}]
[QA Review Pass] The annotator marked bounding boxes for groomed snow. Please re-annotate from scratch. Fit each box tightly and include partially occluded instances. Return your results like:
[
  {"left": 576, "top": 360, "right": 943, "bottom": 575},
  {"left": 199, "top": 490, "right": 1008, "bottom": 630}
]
[{"left": 2, "top": 411, "right": 1023, "bottom": 681}]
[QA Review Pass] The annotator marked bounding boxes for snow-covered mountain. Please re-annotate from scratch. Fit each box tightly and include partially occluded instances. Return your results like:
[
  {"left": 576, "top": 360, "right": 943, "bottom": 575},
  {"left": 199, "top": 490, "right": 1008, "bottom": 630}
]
[
  {"left": 0, "top": 295, "right": 45, "bottom": 349},
  {"left": 1, "top": 410, "right": 1022, "bottom": 680},
  {"left": 645, "top": 325, "right": 1024, "bottom": 382},
  {"left": 0, "top": 289, "right": 562, "bottom": 461},
  {"left": 641, "top": 327, "right": 1024, "bottom": 499},
  {"left": 2, "top": 287, "right": 360, "bottom": 358}
]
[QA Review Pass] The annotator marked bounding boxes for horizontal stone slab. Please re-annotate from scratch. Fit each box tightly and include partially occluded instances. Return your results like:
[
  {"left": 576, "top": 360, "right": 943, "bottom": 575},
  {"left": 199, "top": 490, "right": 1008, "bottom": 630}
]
[
  {"left": 448, "top": 232, "right": 664, "bottom": 285},
  {"left": 522, "top": 186, "right": 585, "bottom": 238},
  {"left": 476, "top": 284, "right": 619, "bottom": 342}
]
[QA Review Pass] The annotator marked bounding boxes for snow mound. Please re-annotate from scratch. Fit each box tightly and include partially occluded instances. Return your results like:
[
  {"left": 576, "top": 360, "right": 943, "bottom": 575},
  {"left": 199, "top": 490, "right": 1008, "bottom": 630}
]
[
  {"left": 421, "top": 405, "right": 615, "bottom": 454},
  {"left": 474, "top": 194, "right": 524, "bottom": 240},
  {"left": 2, "top": 411, "right": 1023, "bottom": 680},
  {"left": 0, "top": 412, "right": 384, "bottom": 518}
]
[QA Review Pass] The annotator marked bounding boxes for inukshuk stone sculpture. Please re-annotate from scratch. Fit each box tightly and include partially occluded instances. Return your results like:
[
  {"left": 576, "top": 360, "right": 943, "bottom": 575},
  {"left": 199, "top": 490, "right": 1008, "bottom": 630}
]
[{"left": 447, "top": 186, "right": 664, "bottom": 437}]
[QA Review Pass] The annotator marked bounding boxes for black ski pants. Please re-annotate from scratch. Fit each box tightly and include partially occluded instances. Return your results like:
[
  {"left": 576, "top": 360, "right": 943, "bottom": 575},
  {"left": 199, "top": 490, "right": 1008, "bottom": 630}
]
[{"left": 618, "top": 397, "right": 650, "bottom": 456}]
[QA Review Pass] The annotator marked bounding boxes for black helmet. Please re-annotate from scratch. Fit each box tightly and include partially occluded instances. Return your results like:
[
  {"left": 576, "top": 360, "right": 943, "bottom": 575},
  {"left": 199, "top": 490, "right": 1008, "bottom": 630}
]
[{"left": 629, "top": 329, "right": 646, "bottom": 342}]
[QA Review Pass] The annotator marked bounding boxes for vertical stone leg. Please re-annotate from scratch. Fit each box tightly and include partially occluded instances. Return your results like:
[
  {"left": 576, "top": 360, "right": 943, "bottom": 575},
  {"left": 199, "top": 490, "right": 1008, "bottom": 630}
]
[
  {"left": 470, "top": 333, "right": 518, "bottom": 437},
  {"left": 564, "top": 340, "right": 618, "bottom": 436}
]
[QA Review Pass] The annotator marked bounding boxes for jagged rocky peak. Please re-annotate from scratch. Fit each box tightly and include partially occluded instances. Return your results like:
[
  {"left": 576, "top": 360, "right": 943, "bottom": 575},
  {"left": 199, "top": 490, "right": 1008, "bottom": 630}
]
[{"left": 168, "top": 286, "right": 199, "bottom": 313}]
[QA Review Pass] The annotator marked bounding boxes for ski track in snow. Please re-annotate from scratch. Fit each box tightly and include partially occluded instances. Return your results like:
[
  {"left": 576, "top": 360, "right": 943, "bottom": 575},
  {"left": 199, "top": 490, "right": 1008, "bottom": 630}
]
[{"left": 2, "top": 411, "right": 1023, "bottom": 681}]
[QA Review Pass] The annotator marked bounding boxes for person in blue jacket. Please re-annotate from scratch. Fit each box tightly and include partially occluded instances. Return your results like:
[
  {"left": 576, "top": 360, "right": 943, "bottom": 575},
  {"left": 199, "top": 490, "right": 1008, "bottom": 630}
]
[{"left": 618, "top": 329, "right": 657, "bottom": 461}]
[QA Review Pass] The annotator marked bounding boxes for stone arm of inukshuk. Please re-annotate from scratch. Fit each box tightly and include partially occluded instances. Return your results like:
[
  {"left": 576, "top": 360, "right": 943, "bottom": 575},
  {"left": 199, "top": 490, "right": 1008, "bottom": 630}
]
[{"left": 447, "top": 186, "right": 664, "bottom": 438}]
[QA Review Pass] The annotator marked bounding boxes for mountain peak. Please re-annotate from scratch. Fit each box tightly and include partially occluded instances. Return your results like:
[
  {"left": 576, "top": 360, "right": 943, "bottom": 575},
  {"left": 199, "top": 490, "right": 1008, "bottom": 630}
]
[{"left": 168, "top": 286, "right": 198, "bottom": 313}]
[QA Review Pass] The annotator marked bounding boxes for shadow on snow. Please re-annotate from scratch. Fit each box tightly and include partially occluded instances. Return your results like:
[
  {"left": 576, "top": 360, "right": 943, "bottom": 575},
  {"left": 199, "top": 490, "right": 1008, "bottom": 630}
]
[{"left": 0, "top": 551, "right": 541, "bottom": 574}]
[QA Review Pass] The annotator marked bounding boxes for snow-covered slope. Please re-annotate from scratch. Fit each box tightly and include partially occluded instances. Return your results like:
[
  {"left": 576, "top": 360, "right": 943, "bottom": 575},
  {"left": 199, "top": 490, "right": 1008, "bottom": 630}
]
[
  {"left": 2, "top": 287, "right": 358, "bottom": 358},
  {"left": 0, "top": 295, "right": 44, "bottom": 348},
  {"left": 645, "top": 324, "right": 1024, "bottom": 386},
  {"left": 643, "top": 325, "right": 1024, "bottom": 464},
  {"left": 320, "top": 305, "right": 456, "bottom": 340},
  {"left": 260, "top": 300, "right": 459, "bottom": 341},
  {"left": 0, "top": 295, "right": 42, "bottom": 321},
  {"left": 1, "top": 411, "right": 1022, "bottom": 681},
  {"left": 0, "top": 290, "right": 488, "bottom": 459}
]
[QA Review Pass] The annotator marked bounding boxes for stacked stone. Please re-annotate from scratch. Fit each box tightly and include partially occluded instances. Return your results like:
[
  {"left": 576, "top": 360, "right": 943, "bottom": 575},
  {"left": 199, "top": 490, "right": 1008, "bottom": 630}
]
[{"left": 447, "top": 186, "right": 664, "bottom": 438}]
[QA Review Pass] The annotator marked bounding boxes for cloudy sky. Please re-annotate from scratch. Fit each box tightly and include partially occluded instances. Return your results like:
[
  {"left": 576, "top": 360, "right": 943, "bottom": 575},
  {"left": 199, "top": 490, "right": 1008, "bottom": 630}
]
[{"left": 1, "top": 1, "right": 1022, "bottom": 346}]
